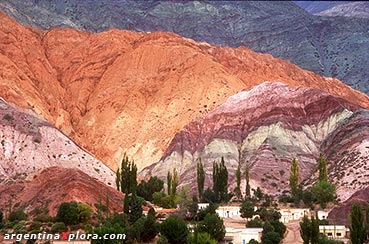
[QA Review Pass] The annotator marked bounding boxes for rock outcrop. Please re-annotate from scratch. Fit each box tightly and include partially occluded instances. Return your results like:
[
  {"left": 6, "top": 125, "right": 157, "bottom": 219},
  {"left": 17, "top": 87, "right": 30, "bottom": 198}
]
[
  {"left": 1, "top": 12, "right": 368, "bottom": 171},
  {"left": 1, "top": 1, "right": 369, "bottom": 95},
  {"left": 141, "top": 82, "right": 368, "bottom": 200},
  {"left": 317, "top": 2, "right": 369, "bottom": 19},
  {"left": 0, "top": 166, "right": 123, "bottom": 216}
]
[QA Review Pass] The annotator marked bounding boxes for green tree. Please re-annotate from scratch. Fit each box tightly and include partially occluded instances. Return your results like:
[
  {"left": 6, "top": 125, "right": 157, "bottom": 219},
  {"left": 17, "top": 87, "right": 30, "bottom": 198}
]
[
  {"left": 261, "top": 231, "right": 281, "bottom": 244},
  {"left": 234, "top": 161, "right": 242, "bottom": 200},
  {"left": 350, "top": 203, "right": 366, "bottom": 244},
  {"left": 142, "top": 208, "right": 159, "bottom": 242},
  {"left": 56, "top": 202, "right": 80, "bottom": 225},
  {"left": 167, "top": 171, "right": 172, "bottom": 196},
  {"left": 77, "top": 203, "right": 93, "bottom": 224},
  {"left": 160, "top": 217, "right": 189, "bottom": 244},
  {"left": 198, "top": 213, "right": 226, "bottom": 241},
  {"left": 171, "top": 168, "right": 179, "bottom": 196},
  {"left": 263, "top": 221, "right": 275, "bottom": 234},
  {"left": 197, "top": 159, "right": 205, "bottom": 198},
  {"left": 8, "top": 209, "right": 27, "bottom": 222},
  {"left": 123, "top": 194, "right": 143, "bottom": 225},
  {"left": 311, "top": 216, "right": 320, "bottom": 244},
  {"left": 0, "top": 210, "right": 3, "bottom": 229},
  {"left": 93, "top": 222, "right": 125, "bottom": 244},
  {"left": 318, "top": 156, "right": 328, "bottom": 182},
  {"left": 311, "top": 180, "right": 336, "bottom": 209},
  {"left": 240, "top": 200, "right": 254, "bottom": 220},
  {"left": 118, "top": 153, "right": 137, "bottom": 194},
  {"left": 289, "top": 157, "right": 300, "bottom": 198},
  {"left": 188, "top": 231, "right": 217, "bottom": 244},
  {"left": 212, "top": 157, "right": 229, "bottom": 203},
  {"left": 270, "top": 221, "right": 286, "bottom": 238},
  {"left": 137, "top": 176, "right": 164, "bottom": 202},
  {"left": 300, "top": 215, "right": 311, "bottom": 244},
  {"left": 115, "top": 168, "right": 121, "bottom": 191},
  {"left": 245, "top": 162, "right": 251, "bottom": 198}
]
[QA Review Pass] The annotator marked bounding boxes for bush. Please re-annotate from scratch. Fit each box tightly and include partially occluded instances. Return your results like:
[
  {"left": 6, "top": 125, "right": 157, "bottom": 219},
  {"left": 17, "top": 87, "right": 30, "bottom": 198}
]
[
  {"left": 198, "top": 213, "right": 225, "bottom": 241},
  {"left": 261, "top": 231, "right": 282, "bottom": 244},
  {"left": 246, "top": 218, "right": 263, "bottom": 228},
  {"left": 188, "top": 232, "right": 217, "bottom": 244},
  {"left": 8, "top": 210, "right": 28, "bottom": 222},
  {"left": 51, "top": 222, "right": 67, "bottom": 233},
  {"left": 249, "top": 239, "right": 260, "bottom": 244},
  {"left": 160, "top": 217, "right": 188, "bottom": 244},
  {"left": 33, "top": 213, "right": 53, "bottom": 223}
]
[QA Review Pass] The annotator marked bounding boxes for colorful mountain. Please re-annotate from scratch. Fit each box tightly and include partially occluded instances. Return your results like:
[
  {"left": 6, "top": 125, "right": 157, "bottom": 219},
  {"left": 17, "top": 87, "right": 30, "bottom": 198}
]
[{"left": 0, "top": 1, "right": 369, "bottom": 96}]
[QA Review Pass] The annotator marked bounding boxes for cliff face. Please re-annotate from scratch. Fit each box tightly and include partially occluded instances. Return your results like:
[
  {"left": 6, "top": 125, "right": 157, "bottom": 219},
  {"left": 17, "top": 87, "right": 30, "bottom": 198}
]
[
  {"left": 141, "top": 82, "right": 368, "bottom": 200},
  {"left": 1, "top": 1, "right": 369, "bottom": 96},
  {"left": 1, "top": 12, "right": 368, "bottom": 171}
]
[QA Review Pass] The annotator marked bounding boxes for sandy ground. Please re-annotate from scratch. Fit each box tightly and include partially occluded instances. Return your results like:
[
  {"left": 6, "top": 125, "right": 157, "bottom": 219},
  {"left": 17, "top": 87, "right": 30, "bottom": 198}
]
[{"left": 281, "top": 221, "right": 303, "bottom": 244}]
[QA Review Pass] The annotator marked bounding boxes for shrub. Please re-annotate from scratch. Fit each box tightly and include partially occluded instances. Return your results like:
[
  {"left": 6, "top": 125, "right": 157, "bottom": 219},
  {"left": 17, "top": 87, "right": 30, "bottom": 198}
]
[
  {"left": 160, "top": 217, "right": 188, "bottom": 244},
  {"left": 51, "top": 222, "right": 67, "bottom": 233},
  {"left": 8, "top": 210, "right": 28, "bottom": 222}
]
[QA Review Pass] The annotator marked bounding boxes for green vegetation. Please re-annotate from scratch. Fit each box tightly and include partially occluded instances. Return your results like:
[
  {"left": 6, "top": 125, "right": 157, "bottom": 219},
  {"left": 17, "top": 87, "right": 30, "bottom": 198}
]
[
  {"left": 289, "top": 157, "right": 300, "bottom": 198},
  {"left": 197, "top": 159, "right": 205, "bottom": 198},
  {"left": 198, "top": 213, "right": 226, "bottom": 241},
  {"left": 240, "top": 200, "right": 255, "bottom": 220},
  {"left": 137, "top": 176, "right": 164, "bottom": 202},
  {"left": 350, "top": 203, "right": 366, "bottom": 244},
  {"left": 245, "top": 162, "right": 251, "bottom": 198},
  {"left": 8, "top": 209, "right": 28, "bottom": 222},
  {"left": 56, "top": 201, "right": 92, "bottom": 225},
  {"left": 160, "top": 217, "right": 189, "bottom": 244},
  {"left": 234, "top": 161, "right": 242, "bottom": 200},
  {"left": 212, "top": 157, "right": 230, "bottom": 203},
  {"left": 312, "top": 156, "right": 336, "bottom": 209},
  {"left": 116, "top": 153, "right": 137, "bottom": 194},
  {"left": 188, "top": 231, "right": 217, "bottom": 244}
]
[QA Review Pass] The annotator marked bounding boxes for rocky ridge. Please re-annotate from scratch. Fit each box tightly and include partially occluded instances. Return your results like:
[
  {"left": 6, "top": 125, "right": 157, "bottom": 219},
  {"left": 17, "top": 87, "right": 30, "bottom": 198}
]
[{"left": 0, "top": 1, "right": 369, "bottom": 95}]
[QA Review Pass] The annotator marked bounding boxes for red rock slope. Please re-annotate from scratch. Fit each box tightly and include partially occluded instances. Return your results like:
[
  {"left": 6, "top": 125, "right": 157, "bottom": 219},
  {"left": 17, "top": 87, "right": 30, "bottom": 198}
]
[
  {"left": 0, "top": 166, "right": 123, "bottom": 216},
  {"left": 0, "top": 11, "right": 368, "bottom": 171}
]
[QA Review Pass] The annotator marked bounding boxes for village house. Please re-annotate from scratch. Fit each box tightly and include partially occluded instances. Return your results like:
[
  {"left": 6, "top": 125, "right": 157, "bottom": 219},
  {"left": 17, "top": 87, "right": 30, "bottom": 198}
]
[
  {"left": 279, "top": 208, "right": 310, "bottom": 223},
  {"left": 317, "top": 210, "right": 329, "bottom": 220},
  {"left": 224, "top": 227, "right": 263, "bottom": 244},
  {"left": 319, "top": 225, "right": 348, "bottom": 239}
]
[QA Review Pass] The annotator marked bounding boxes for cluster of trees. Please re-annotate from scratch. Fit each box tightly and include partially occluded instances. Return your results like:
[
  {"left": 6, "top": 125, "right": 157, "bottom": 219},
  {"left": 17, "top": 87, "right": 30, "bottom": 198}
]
[
  {"left": 349, "top": 202, "right": 369, "bottom": 244},
  {"left": 287, "top": 156, "right": 336, "bottom": 209},
  {"left": 198, "top": 157, "right": 236, "bottom": 203}
]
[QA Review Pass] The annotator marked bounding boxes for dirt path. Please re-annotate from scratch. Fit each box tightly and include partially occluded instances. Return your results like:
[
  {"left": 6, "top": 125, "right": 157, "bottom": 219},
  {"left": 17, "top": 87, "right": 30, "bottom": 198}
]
[{"left": 282, "top": 221, "right": 303, "bottom": 244}]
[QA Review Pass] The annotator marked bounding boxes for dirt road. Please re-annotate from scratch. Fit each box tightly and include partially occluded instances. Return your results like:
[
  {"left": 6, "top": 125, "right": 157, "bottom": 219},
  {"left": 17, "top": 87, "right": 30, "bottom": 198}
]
[{"left": 282, "top": 221, "right": 303, "bottom": 244}]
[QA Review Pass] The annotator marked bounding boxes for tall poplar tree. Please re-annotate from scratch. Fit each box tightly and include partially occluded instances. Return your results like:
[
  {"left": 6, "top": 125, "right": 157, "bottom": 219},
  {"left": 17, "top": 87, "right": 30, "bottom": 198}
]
[
  {"left": 245, "top": 162, "right": 251, "bottom": 198},
  {"left": 212, "top": 157, "right": 229, "bottom": 203},
  {"left": 289, "top": 157, "right": 299, "bottom": 198},
  {"left": 350, "top": 203, "right": 366, "bottom": 244},
  {"left": 167, "top": 171, "right": 172, "bottom": 195},
  {"left": 197, "top": 159, "right": 205, "bottom": 198},
  {"left": 235, "top": 162, "right": 242, "bottom": 200},
  {"left": 117, "top": 153, "right": 137, "bottom": 194},
  {"left": 318, "top": 156, "right": 328, "bottom": 182}
]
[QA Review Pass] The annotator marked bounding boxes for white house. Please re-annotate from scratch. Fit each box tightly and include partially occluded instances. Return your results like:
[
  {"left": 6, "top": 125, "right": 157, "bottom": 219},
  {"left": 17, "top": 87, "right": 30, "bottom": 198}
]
[
  {"left": 279, "top": 208, "right": 310, "bottom": 223},
  {"left": 198, "top": 203, "right": 210, "bottom": 210},
  {"left": 216, "top": 206, "right": 241, "bottom": 218},
  {"left": 317, "top": 210, "right": 329, "bottom": 220},
  {"left": 224, "top": 227, "right": 263, "bottom": 244},
  {"left": 319, "top": 225, "right": 348, "bottom": 239}
]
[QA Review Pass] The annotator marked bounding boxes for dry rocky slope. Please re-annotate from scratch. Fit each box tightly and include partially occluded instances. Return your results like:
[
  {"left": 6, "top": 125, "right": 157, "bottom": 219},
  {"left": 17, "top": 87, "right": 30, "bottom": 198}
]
[
  {"left": 141, "top": 82, "right": 369, "bottom": 202},
  {"left": 0, "top": 99, "right": 115, "bottom": 186},
  {"left": 317, "top": 2, "right": 369, "bottom": 19},
  {"left": 1, "top": 12, "right": 368, "bottom": 172},
  {"left": 0, "top": 166, "right": 123, "bottom": 215}
]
